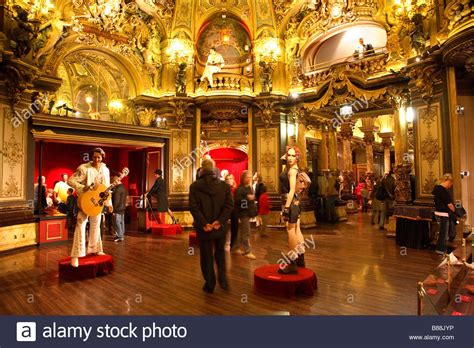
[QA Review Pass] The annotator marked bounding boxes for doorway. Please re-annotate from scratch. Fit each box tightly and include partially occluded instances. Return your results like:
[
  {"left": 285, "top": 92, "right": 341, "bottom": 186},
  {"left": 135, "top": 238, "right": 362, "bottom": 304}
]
[{"left": 205, "top": 148, "right": 248, "bottom": 184}]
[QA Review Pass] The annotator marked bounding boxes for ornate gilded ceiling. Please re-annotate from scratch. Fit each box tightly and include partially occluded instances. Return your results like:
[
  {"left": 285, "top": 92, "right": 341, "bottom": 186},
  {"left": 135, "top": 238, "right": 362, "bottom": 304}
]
[{"left": 3, "top": 0, "right": 472, "bottom": 123}]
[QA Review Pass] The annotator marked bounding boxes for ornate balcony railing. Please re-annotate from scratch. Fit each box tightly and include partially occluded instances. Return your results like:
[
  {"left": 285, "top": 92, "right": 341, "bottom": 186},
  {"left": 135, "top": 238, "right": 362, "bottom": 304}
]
[
  {"left": 195, "top": 73, "right": 254, "bottom": 93},
  {"left": 303, "top": 51, "right": 389, "bottom": 88}
]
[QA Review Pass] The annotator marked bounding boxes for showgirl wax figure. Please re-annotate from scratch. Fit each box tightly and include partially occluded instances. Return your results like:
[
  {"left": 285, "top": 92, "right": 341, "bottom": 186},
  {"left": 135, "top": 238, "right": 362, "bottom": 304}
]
[
  {"left": 147, "top": 169, "right": 177, "bottom": 224},
  {"left": 201, "top": 47, "right": 224, "bottom": 88},
  {"left": 279, "top": 146, "right": 310, "bottom": 274},
  {"left": 67, "top": 147, "right": 112, "bottom": 267}
]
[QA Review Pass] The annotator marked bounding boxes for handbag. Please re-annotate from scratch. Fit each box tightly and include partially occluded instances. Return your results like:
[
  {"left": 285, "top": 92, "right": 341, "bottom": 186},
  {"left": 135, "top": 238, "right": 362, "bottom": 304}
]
[{"left": 247, "top": 203, "right": 258, "bottom": 218}]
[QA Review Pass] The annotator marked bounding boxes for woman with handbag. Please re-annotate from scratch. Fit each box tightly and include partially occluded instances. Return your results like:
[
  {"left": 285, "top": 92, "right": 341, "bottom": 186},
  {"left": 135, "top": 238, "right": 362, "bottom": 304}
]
[{"left": 232, "top": 170, "right": 257, "bottom": 260}]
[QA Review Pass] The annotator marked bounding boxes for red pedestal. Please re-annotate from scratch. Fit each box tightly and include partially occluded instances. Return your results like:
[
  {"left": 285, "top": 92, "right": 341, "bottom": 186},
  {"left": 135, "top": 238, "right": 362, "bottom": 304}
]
[
  {"left": 189, "top": 232, "right": 199, "bottom": 246},
  {"left": 151, "top": 224, "right": 183, "bottom": 236},
  {"left": 38, "top": 216, "right": 68, "bottom": 244},
  {"left": 254, "top": 264, "right": 317, "bottom": 297},
  {"left": 58, "top": 255, "right": 114, "bottom": 281}
]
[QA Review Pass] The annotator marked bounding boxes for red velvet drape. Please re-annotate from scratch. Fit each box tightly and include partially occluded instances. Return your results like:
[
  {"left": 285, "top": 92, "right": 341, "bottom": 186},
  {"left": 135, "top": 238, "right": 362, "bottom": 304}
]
[{"left": 205, "top": 148, "right": 248, "bottom": 185}]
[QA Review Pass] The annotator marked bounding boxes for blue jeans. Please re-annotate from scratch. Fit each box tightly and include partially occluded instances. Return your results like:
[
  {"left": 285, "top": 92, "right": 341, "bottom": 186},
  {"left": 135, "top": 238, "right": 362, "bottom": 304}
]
[
  {"left": 436, "top": 216, "right": 449, "bottom": 253},
  {"left": 114, "top": 213, "right": 125, "bottom": 240}
]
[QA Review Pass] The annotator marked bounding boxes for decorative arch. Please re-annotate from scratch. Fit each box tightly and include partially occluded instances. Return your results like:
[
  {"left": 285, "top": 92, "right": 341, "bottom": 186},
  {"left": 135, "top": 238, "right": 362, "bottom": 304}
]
[
  {"left": 204, "top": 146, "right": 249, "bottom": 184},
  {"left": 194, "top": 7, "right": 253, "bottom": 41},
  {"left": 45, "top": 38, "right": 144, "bottom": 98},
  {"left": 276, "top": 0, "right": 306, "bottom": 38},
  {"left": 301, "top": 21, "right": 387, "bottom": 71},
  {"left": 195, "top": 13, "right": 253, "bottom": 75}
]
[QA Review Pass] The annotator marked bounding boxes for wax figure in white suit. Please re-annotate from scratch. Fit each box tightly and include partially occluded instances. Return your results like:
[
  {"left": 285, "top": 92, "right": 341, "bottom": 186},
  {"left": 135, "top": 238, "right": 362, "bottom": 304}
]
[
  {"left": 201, "top": 47, "right": 224, "bottom": 87},
  {"left": 68, "top": 147, "right": 112, "bottom": 267}
]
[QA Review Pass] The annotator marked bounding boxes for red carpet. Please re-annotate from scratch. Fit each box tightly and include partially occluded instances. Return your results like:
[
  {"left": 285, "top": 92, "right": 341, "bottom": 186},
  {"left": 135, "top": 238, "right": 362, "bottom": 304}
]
[
  {"left": 254, "top": 264, "right": 317, "bottom": 297},
  {"left": 151, "top": 224, "right": 183, "bottom": 236},
  {"left": 189, "top": 232, "right": 199, "bottom": 246},
  {"left": 58, "top": 255, "right": 114, "bottom": 281}
]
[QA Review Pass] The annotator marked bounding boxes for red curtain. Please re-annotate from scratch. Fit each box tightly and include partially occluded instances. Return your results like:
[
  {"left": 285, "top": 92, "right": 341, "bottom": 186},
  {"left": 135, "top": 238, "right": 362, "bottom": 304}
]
[{"left": 206, "top": 148, "right": 248, "bottom": 185}]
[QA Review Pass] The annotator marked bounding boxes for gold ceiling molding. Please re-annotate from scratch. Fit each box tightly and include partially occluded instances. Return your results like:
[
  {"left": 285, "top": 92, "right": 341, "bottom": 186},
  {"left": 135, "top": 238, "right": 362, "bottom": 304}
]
[
  {"left": 44, "top": 40, "right": 144, "bottom": 97},
  {"left": 273, "top": 0, "right": 298, "bottom": 25},
  {"left": 438, "top": 0, "right": 473, "bottom": 40},
  {"left": 255, "top": 99, "right": 275, "bottom": 128},
  {"left": 195, "top": 0, "right": 251, "bottom": 32},
  {"left": 305, "top": 66, "right": 387, "bottom": 109},
  {"left": 30, "top": 129, "right": 165, "bottom": 148},
  {"left": 169, "top": 100, "right": 193, "bottom": 129},
  {"left": 442, "top": 31, "right": 474, "bottom": 69},
  {"left": 72, "top": 0, "right": 170, "bottom": 35},
  {"left": 204, "top": 142, "right": 248, "bottom": 153},
  {"left": 31, "top": 114, "right": 170, "bottom": 139},
  {"left": 404, "top": 61, "right": 441, "bottom": 104},
  {"left": 298, "top": 0, "right": 380, "bottom": 41}
]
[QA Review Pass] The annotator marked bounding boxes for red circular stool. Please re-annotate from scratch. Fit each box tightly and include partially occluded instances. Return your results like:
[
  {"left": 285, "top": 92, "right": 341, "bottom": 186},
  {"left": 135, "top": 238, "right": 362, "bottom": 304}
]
[
  {"left": 58, "top": 254, "right": 114, "bottom": 281},
  {"left": 254, "top": 264, "right": 317, "bottom": 297},
  {"left": 189, "top": 232, "right": 199, "bottom": 246},
  {"left": 151, "top": 224, "right": 183, "bottom": 236}
]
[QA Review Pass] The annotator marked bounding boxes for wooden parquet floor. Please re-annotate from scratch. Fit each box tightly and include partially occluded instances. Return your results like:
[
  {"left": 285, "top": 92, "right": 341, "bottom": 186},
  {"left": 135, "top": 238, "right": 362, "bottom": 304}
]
[{"left": 0, "top": 213, "right": 446, "bottom": 315}]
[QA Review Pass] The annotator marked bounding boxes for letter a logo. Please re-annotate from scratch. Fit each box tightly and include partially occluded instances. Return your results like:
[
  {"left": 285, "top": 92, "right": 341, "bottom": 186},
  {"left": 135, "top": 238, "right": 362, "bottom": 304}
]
[{"left": 16, "top": 322, "right": 36, "bottom": 341}]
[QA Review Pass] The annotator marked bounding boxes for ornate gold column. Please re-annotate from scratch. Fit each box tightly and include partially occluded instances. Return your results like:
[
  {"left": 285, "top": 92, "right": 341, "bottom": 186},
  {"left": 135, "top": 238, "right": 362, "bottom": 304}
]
[
  {"left": 390, "top": 92, "right": 413, "bottom": 204},
  {"left": 379, "top": 132, "right": 393, "bottom": 173},
  {"left": 248, "top": 106, "right": 253, "bottom": 173},
  {"left": 319, "top": 124, "right": 329, "bottom": 172},
  {"left": 391, "top": 95, "right": 408, "bottom": 165},
  {"left": 446, "top": 66, "right": 461, "bottom": 201},
  {"left": 296, "top": 122, "right": 307, "bottom": 169},
  {"left": 361, "top": 125, "right": 376, "bottom": 190},
  {"left": 360, "top": 118, "right": 378, "bottom": 182},
  {"left": 340, "top": 121, "right": 354, "bottom": 199},
  {"left": 195, "top": 107, "right": 202, "bottom": 169},
  {"left": 328, "top": 128, "right": 338, "bottom": 172}
]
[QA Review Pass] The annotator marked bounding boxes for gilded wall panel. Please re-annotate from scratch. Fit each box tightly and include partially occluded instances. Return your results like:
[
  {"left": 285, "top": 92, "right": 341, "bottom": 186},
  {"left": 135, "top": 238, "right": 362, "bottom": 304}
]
[
  {"left": 256, "top": 128, "right": 279, "bottom": 193},
  {"left": 415, "top": 102, "right": 443, "bottom": 197},
  {"left": 170, "top": 129, "right": 193, "bottom": 194},
  {"left": 255, "top": 0, "right": 274, "bottom": 30},
  {"left": 0, "top": 105, "right": 26, "bottom": 201},
  {"left": 175, "top": 0, "right": 193, "bottom": 29}
]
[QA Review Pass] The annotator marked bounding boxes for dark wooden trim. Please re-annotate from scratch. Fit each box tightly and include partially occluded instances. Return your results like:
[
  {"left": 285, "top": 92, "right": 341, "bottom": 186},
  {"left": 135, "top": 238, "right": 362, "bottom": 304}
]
[
  {"left": 31, "top": 114, "right": 170, "bottom": 139},
  {"left": 0, "top": 208, "right": 35, "bottom": 227}
]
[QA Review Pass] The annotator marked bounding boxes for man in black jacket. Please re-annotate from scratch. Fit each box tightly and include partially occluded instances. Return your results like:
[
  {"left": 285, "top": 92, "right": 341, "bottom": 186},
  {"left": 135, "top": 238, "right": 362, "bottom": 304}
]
[
  {"left": 112, "top": 174, "right": 128, "bottom": 242},
  {"left": 379, "top": 171, "right": 395, "bottom": 230},
  {"left": 189, "top": 159, "right": 234, "bottom": 293},
  {"left": 432, "top": 173, "right": 455, "bottom": 254}
]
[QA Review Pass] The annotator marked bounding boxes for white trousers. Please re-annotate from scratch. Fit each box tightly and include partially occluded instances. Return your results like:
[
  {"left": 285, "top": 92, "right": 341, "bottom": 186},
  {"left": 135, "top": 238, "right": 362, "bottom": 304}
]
[{"left": 71, "top": 210, "right": 103, "bottom": 257}]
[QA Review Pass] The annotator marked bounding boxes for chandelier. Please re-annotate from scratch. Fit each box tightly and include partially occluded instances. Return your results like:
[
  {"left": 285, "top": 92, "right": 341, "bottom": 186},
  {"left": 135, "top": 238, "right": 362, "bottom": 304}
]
[
  {"left": 166, "top": 38, "right": 194, "bottom": 65},
  {"left": 29, "top": 0, "right": 55, "bottom": 20},
  {"left": 255, "top": 38, "right": 281, "bottom": 65}
]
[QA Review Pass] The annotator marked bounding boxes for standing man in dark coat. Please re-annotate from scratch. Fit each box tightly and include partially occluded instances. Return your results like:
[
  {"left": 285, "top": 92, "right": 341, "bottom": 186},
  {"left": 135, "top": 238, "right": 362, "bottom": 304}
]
[
  {"left": 380, "top": 171, "right": 395, "bottom": 230},
  {"left": 189, "top": 158, "right": 234, "bottom": 294},
  {"left": 147, "top": 169, "right": 176, "bottom": 224}
]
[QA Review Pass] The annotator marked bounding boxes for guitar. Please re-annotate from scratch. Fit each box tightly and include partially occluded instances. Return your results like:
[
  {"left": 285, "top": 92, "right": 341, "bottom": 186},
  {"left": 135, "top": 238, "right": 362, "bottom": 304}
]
[{"left": 78, "top": 167, "right": 129, "bottom": 217}]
